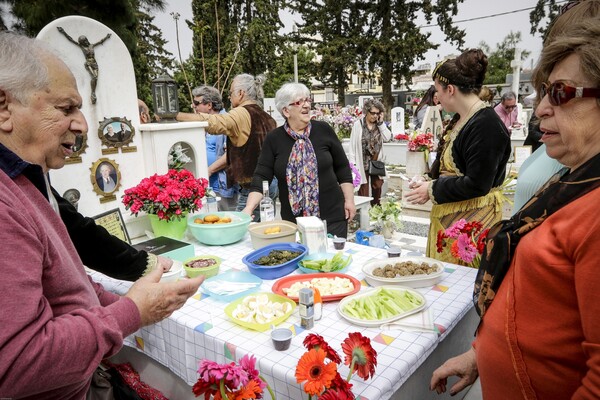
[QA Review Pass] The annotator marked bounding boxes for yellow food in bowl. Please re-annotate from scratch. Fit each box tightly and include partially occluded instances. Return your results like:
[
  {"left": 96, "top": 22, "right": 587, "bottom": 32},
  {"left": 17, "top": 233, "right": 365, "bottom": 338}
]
[
  {"left": 203, "top": 214, "right": 220, "bottom": 223},
  {"left": 264, "top": 226, "right": 281, "bottom": 235}
]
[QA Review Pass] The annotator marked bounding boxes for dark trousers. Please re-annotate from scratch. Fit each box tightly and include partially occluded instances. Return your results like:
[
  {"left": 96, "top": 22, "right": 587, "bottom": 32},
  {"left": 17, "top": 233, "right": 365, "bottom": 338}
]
[{"left": 358, "top": 174, "right": 384, "bottom": 206}]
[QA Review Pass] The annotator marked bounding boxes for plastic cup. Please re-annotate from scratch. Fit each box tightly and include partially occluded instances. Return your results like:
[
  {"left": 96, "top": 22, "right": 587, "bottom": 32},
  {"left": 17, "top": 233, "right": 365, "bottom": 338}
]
[
  {"left": 333, "top": 237, "right": 346, "bottom": 250},
  {"left": 271, "top": 328, "right": 293, "bottom": 351},
  {"left": 387, "top": 247, "right": 402, "bottom": 258}
]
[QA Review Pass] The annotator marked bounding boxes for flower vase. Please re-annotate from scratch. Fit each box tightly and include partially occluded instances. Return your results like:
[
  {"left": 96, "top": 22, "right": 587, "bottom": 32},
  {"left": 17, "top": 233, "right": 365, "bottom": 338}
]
[
  {"left": 382, "top": 222, "right": 394, "bottom": 239},
  {"left": 148, "top": 214, "right": 188, "bottom": 240}
]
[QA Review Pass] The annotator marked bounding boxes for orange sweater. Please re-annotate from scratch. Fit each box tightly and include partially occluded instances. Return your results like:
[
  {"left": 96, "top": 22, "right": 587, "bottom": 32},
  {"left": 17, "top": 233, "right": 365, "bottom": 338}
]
[{"left": 476, "top": 187, "right": 600, "bottom": 399}]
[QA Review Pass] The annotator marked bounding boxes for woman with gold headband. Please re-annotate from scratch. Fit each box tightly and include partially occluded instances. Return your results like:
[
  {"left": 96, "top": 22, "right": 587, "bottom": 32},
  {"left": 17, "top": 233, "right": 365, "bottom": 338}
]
[{"left": 405, "top": 49, "right": 511, "bottom": 263}]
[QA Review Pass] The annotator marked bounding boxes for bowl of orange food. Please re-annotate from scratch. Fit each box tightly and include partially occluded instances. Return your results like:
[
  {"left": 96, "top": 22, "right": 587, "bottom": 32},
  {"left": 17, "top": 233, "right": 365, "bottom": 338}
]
[{"left": 187, "top": 212, "right": 251, "bottom": 245}]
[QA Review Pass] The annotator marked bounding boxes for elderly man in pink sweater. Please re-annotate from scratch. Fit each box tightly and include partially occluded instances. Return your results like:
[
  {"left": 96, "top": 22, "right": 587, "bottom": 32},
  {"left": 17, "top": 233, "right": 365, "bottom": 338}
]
[{"left": 0, "top": 33, "right": 204, "bottom": 399}]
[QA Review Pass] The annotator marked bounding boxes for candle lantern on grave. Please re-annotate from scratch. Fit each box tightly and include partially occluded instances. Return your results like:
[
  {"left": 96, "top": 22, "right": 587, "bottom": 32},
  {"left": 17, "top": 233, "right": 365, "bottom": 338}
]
[{"left": 151, "top": 73, "right": 179, "bottom": 121}]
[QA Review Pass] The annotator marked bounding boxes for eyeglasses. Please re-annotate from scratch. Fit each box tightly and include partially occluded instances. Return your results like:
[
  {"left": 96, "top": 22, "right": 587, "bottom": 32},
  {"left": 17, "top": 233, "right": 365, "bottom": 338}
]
[
  {"left": 369, "top": 110, "right": 382, "bottom": 116},
  {"left": 540, "top": 81, "right": 600, "bottom": 106},
  {"left": 503, "top": 105, "right": 517, "bottom": 110},
  {"left": 192, "top": 100, "right": 203, "bottom": 106},
  {"left": 288, "top": 97, "right": 312, "bottom": 107}
]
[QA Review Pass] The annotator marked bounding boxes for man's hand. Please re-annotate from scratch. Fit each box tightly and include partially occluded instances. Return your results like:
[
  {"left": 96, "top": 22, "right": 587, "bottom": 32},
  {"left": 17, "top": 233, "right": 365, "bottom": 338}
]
[
  {"left": 430, "top": 348, "right": 478, "bottom": 396},
  {"left": 126, "top": 266, "right": 204, "bottom": 326}
]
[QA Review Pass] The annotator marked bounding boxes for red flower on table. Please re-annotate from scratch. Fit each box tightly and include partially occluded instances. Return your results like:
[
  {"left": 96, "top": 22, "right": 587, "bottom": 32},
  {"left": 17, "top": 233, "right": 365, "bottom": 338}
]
[
  {"left": 341, "top": 332, "right": 377, "bottom": 381},
  {"left": 296, "top": 332, "right": 377, "bottom": 399},
  {"left": 303, "top": 333, "right": 342, "bottom": 364}
]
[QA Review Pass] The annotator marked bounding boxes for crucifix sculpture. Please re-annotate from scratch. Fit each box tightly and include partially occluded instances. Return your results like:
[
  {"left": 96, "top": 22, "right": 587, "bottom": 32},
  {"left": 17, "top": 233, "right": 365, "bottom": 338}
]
[{"left": 57, "top": 27, "right": 111, "bottom": 104}]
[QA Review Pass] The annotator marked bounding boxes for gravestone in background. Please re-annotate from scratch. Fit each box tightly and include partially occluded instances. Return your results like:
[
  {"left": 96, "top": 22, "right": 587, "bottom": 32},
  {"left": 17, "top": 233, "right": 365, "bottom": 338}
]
[
  {"left": 390, "top": 106, "right": 405, "bottom": 135},
  {"left": 264, "top": 98, "right": 285, "bottom": 127},
  {"left": 38, "top": 16, "right": 145, "bottom": 219}
]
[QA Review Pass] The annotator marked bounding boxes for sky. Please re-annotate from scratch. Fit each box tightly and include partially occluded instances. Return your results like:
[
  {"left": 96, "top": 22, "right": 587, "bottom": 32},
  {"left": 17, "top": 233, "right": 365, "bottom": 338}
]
[{"left": 154, "top": 0, "right": 555, "bottom": 74}]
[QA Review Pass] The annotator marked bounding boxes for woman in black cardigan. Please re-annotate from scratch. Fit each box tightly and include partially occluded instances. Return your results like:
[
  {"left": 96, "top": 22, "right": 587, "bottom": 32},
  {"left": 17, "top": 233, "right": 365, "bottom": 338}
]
[{"left": 242, "top": 83, "right": 356, "bottom": 238}]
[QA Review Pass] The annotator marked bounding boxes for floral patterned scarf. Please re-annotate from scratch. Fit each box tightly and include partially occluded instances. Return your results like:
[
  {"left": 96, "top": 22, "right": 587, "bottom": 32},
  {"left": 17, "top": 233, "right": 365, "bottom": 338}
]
[
  {"left": 474, "top": 152, "right": 600, "bottom": 317},
  {"left": 285, "top": 122, "right": 320, "bottom": 217}
]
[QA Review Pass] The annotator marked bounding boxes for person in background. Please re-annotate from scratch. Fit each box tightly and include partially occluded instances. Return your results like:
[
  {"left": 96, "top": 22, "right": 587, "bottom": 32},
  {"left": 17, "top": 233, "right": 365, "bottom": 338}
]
[
  {"left": 405, "top": 49, "right": 511, "bottom": 262},
  {"left": 348, "top": 98, "right": 391, "bottom": 206},
  {"left": 478, "top": 85, "right": 495, "bottom": 106},
  {"left": 138, "top": 99, "right": 150, "bottom": 124},
  {"left": 191, "top": 85, "right": 238, "bottom": 210},
  {"left": 241, "top": 83, "right": 356, "bottom": 238},
  {"left": 430, "top": 11, "right": 600, "bottom": 398},
  {"left": 412, "top": 85, "right": 440, "bottom": 128},
  {"left": 176, "top": 73, "right": 277, "bottom": 221},
  {"left": 0, "top": 32, "right": 204, "bottom": 398},
  {"left": 494, "top": 91, "right": 521, "bottom": 132}
]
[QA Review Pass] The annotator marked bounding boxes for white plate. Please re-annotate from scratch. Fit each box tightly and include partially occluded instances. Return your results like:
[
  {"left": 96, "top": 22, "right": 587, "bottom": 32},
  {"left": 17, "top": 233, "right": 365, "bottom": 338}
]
[
  {"left": 362, "top": 256, "right": 444, "bottom": 288},
  {"left": 337, "top": 286, "right": 426, "bottom": 327}
]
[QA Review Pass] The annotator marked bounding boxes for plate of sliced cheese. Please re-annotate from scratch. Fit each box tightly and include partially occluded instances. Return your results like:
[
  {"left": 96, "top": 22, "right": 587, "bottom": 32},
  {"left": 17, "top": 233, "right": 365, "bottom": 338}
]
[{"left": 271, "top": 273, "right": 361, "bottom": 302}]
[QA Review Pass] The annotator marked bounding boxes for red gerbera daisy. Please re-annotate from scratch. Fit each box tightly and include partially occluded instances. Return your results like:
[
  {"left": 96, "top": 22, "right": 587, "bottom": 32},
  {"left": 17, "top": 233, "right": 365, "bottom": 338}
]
[
  {"left": 341, "top": 332, "right": 377, "bottom": 380},
  {"left": 303, "top": 333, "right": 342, "bottom": 363},
  {"left": 192, "top": 377, "right": 219, "bottom": 400},
  {"left": 327, "top": 371, "right": 354, "bottom": 398},
  {"left": 295, "top": 348, "right": 338, "bottom": 396},
  {"left": 317, "top": 388, "right": 355, "bottom": 400}
]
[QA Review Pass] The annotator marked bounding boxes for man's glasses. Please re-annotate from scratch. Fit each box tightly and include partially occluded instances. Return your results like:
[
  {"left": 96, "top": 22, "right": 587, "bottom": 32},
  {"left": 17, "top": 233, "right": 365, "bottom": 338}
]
[
  {"left": 540, "top": 81, "right": 600, "bottom": 106},
  {"left": 369, "top": 110, "right": 381, "bottom": 116},
  {"left": 288, "top": 97, "right": 312, "bottom": 107},
  {"left": 193, "top": 100, "right": 206, "bottom": 106},
  {"left": 504, "top": 105, "right": 517, "bottom": 110}
]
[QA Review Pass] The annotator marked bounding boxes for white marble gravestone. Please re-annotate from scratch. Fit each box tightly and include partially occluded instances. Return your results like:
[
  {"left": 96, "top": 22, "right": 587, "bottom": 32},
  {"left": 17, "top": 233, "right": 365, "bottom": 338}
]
[
  {"left": 263, "top": 98, "right": 285, "bottom": 127},
  {"left": 420, "top": 106, "right": 443, "bottom": 141},
  {"left": 390, "top": 106, "right": 405, "bottom": 135},
  {"left": 37, "top": 16, "right": 208, "bottom": 239}
]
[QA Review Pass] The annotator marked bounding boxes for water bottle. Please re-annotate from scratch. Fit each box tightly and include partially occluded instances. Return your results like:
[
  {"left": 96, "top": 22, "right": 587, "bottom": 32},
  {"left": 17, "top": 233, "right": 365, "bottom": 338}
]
[{"left": 259, "top": 180, "right": 275, "bottom": 222}]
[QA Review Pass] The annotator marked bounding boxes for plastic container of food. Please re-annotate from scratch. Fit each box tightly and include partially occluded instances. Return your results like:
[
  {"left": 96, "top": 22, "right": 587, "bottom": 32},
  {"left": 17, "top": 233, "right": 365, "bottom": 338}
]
[
  {"left": 248, "top": 220, "right": 298, "bottom": 249},
  {"left": 224, "top": 292, "right": 296, "bottom": 332},
  {"left": 183, "top": 255, "right": 221, "bottom": 278},
  {"left": 187, "top": 212, "right": 251, "bottom": 245},
  {"left": 362, "top": 256, "right": 444, "bottom": 288},
  {"left": 242, "top": 243, "right": 307, "bottom": 280},
  {"left": 201, "top": 270, "right": 263, "bottom": 302}
]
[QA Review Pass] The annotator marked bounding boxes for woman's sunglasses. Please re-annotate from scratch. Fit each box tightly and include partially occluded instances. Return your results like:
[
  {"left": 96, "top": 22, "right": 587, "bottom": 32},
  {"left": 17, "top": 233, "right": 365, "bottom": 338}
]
[{"left": 540, "top": 81, "right": 600, "bottom": 106}]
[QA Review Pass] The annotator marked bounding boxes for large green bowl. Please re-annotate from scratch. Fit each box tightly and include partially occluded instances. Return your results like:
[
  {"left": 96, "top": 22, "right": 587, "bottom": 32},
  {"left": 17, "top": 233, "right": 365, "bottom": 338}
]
[{"left": 188, "top": 211, "right": 251, "bottom": 245}]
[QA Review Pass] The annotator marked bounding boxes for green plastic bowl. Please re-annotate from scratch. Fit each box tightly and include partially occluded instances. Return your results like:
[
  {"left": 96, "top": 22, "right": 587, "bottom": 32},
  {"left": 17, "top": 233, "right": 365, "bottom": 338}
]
[
  {"left": 188, "top": 212, "right": 251, "bottom": 245},
  {"left": 183, "top": 255, "right": 221, "bottom": 278}
]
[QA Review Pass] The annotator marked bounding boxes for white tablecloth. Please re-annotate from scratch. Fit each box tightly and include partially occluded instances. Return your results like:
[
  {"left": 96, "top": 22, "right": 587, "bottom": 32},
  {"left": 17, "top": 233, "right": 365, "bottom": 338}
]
[{"left": 90, "top": 235, "right": 478, "bottom": 400}]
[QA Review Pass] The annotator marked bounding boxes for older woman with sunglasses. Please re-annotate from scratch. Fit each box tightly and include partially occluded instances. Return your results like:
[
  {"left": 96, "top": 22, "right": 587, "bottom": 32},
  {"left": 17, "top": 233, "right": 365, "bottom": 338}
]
[
  {"left": 242, "top": 83, "right": 356, "bottom": 238},
  {"left": 430, "top": 11, "right": 600, "bottom": 399},
  {"left": 348, "top": 98, "right": 392, "bottom": 206},
  {"left": 406, "top": 49, "right": 511, "bottom": 262}
]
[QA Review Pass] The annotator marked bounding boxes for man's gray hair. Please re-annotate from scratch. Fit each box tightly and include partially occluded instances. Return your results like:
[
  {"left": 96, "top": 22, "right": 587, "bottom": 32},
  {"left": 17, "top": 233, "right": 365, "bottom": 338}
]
[
  {"left": 191, "top": 85, "right": 224, "bottom": 112},
  {"left": 274, "top": 83, "right": 311, "bottom": 116},
  {"left": 232, "top": 73, "right": 266, "bottom": 105},
  {"left": 501, "top": 91, "right": 517, "bottom": 102},
  {"left": 0, "top": 33, "right": 51, "bottom": 104}
]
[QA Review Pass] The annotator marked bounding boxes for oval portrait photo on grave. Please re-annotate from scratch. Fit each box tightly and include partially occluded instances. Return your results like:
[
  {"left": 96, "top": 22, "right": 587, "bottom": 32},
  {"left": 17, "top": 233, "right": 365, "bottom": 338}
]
[
  {"left": 98, "top": 116, "right": 135, "bottom": 148},
  {"left": 90, "top": 158, "right": 121, "bottom": 197}
]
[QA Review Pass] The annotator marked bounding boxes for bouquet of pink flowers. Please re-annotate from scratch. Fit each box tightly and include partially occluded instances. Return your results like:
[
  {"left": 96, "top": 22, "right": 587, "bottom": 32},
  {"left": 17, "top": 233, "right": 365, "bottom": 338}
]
[
  {"left": 436, "top": 219, "right": 489, "bottom": 267},
  {"left": 407, "top": 131, "right": 434, "bottom": 152},
  {"left": 122, "top": 169, "right": 208, "bottom": 222},
  {"left": 192, "top": 354, "right": 274, "bottom": 399}
]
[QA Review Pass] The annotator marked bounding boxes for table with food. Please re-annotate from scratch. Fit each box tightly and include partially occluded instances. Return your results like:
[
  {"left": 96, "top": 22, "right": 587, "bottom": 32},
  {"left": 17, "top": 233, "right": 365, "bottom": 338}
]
[{"left": 90, "top": 212, "right": 478, "bottom": 400}]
